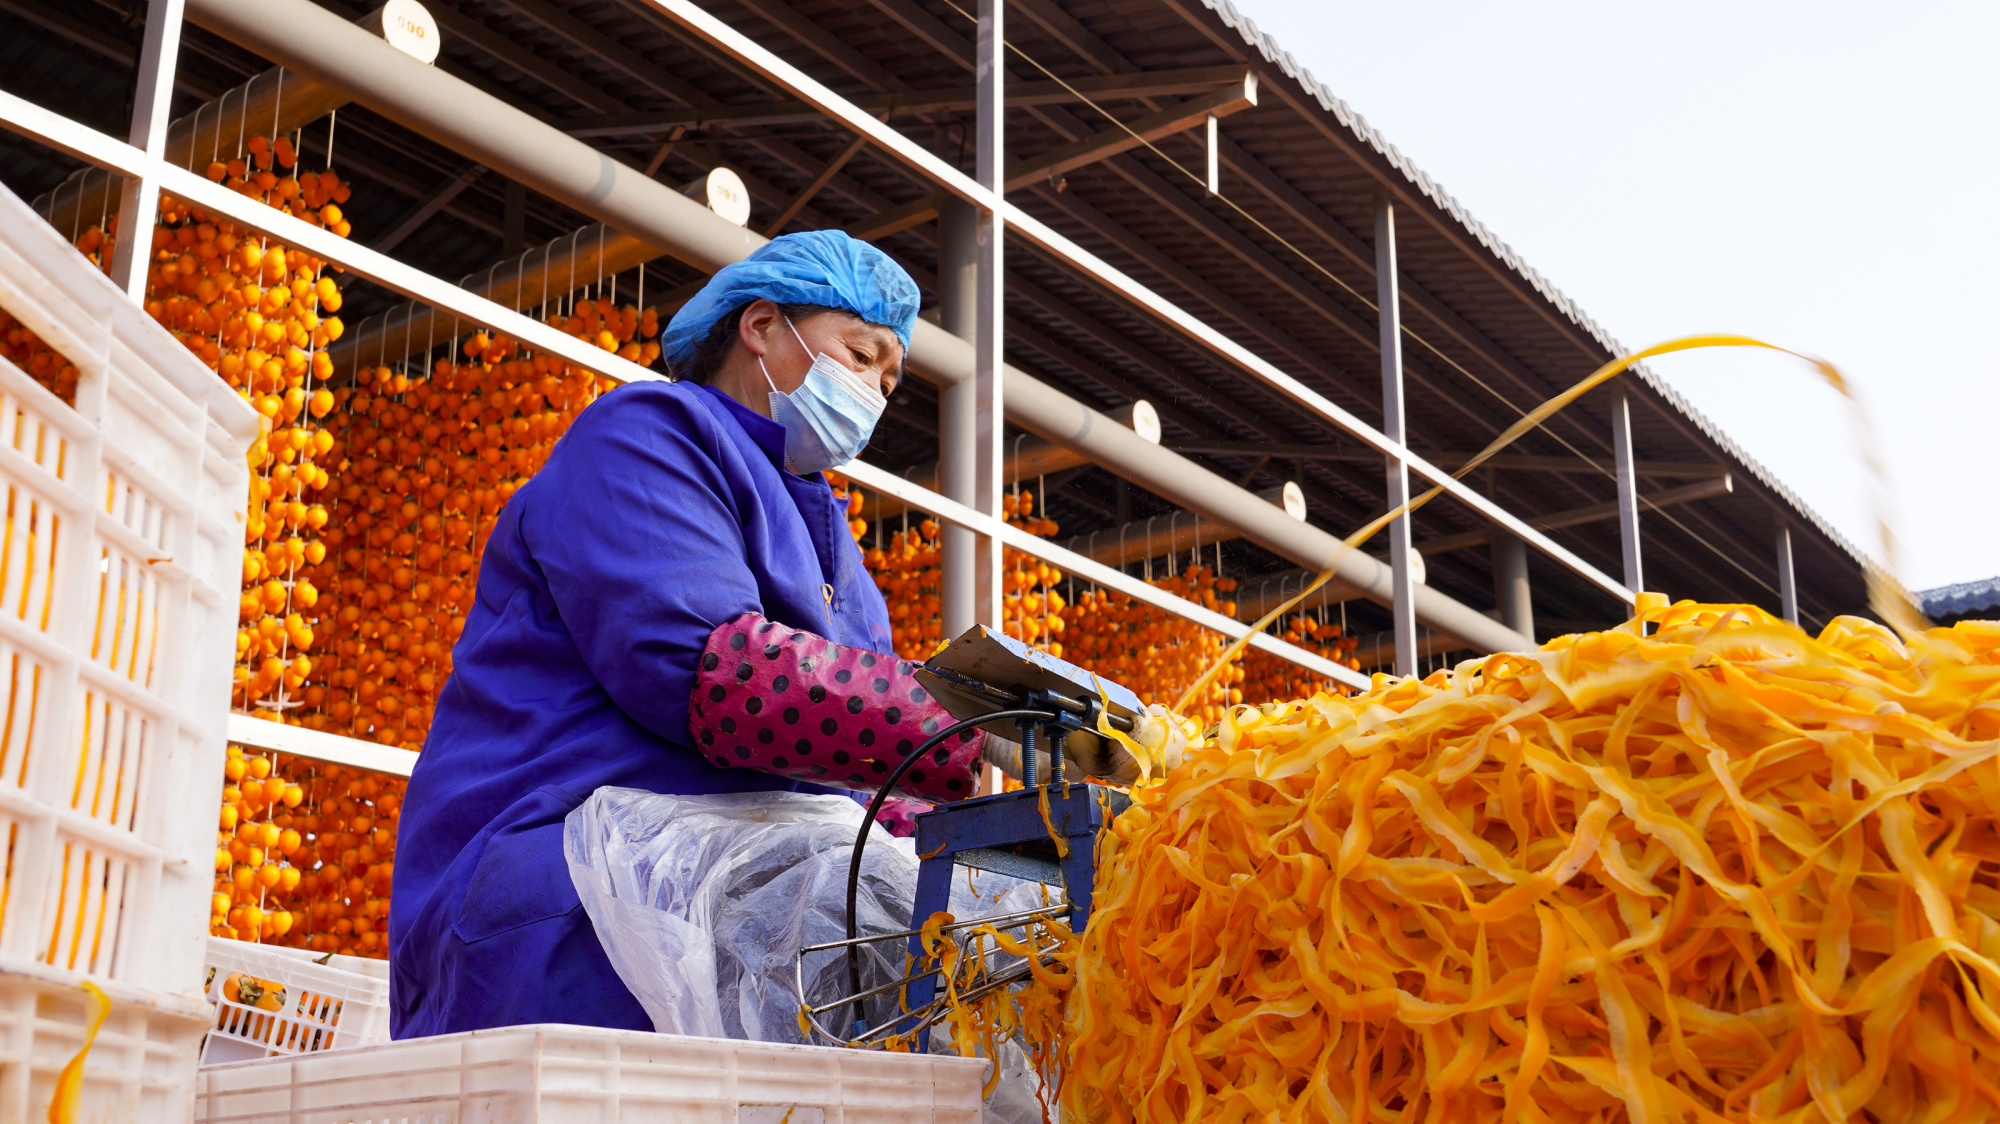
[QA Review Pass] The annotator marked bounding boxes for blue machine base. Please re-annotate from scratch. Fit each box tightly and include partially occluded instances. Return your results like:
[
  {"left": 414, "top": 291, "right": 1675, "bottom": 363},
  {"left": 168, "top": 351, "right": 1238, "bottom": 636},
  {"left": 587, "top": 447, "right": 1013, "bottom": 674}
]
[{"left": 900, "top": 783, "right": 1123, "bottom": 1047}]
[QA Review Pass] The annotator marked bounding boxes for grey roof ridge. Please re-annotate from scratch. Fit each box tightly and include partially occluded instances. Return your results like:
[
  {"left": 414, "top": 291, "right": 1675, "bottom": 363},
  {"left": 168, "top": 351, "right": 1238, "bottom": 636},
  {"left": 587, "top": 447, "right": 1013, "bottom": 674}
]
[
  {"left": 1197, "top": 0, "right": 1895, "bottom": 592},
  {"left": 1917, "top": 576, "right": 2000, "bottom": 618}
]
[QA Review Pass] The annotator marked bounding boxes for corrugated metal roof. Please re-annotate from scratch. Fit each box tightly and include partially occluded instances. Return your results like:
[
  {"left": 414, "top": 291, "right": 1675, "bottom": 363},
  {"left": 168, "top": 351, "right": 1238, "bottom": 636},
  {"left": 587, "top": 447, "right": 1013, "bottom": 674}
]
[{"left": 1920, "top": 577, "right": 2000, "bottom": 621}]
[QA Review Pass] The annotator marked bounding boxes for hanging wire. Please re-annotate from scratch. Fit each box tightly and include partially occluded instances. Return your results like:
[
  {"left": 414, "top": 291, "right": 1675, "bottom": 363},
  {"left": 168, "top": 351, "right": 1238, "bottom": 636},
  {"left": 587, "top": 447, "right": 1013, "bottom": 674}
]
[
  {"left": 235, "top": 78, "right": 249, "bottom": 160},
  {"left": 270, "top": 68, "right": 283, "bottom": 153}
]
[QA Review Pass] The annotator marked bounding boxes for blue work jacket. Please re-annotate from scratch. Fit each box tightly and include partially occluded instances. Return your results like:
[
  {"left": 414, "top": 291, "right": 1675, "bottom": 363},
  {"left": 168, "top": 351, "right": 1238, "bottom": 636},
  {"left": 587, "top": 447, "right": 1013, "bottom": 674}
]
[{"left": 388, "top": 379, "right": 894, "bottom": 1038}]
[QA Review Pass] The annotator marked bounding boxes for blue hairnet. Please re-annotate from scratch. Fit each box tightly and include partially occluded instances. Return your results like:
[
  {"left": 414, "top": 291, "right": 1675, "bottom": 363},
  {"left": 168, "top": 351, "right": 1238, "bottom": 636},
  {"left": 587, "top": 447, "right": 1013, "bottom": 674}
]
[{"left": 662, "top": 231, "right": 920, "bottom": 376}]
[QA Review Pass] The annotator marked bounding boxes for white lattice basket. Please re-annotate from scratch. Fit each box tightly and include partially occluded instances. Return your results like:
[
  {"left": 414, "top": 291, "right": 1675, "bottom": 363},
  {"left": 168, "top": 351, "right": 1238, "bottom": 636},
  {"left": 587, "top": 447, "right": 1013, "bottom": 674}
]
[
  {"left": 201, "top": 936, "right": 390, "bottom": 1065},
  {"left": 196, "top": 1024, "right": 991, "bottom": 1124},
  {"left": 0, "top": 175, "right": 256, "bottom": 1007}
]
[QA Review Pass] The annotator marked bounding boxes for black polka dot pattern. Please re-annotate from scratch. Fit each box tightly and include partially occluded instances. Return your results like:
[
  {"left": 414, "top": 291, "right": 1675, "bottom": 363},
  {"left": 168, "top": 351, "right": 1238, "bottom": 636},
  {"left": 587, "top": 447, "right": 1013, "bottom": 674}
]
[{"left": 688, "top": 611, "right": 984, "bottom": 805}]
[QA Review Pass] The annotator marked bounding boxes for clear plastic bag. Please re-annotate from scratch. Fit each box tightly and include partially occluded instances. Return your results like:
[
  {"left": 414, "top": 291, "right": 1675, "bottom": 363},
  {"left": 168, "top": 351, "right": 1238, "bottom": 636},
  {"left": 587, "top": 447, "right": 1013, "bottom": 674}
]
[{"left": 563, "top": 787, "right": 1051, "bottom": 1118}]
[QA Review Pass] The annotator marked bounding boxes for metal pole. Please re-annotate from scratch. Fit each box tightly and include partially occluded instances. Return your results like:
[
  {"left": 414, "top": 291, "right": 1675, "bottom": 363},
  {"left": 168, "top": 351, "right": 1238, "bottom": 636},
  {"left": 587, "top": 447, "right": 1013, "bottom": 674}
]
[
  {"left": 1492, "top": 532, "right": 1534, "bottom": 641},
  {"left": 108, "top": 0, "right": 188, "bottom": 302},
  {"left": 972, "top": 0, "right": 1005, "bottom": 633},
  {"left": 1204, "top": 115, "right": 1219, "bottom": 195},
  {"left": 938, "top": 199, "right": 978, "bottom": 643},
  {"left": 1775, "top": 519, "right": 1799, "bottom": 625},
  {"left": 1612, "top": 390, "right": 1643, "bottom": 602},
  {"left": 1375, "top": 197, "right": 1416, "bottom": 677}
]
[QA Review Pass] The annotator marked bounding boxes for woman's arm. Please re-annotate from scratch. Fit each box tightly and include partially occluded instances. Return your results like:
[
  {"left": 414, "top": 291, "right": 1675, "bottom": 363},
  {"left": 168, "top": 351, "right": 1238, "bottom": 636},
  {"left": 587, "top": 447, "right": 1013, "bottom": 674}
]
[
  {"left": 519, "top": 385, "right": 765, "bottom": 744},
  {"left": 689, "top": 611, "right": 985, "bottom": 804}
]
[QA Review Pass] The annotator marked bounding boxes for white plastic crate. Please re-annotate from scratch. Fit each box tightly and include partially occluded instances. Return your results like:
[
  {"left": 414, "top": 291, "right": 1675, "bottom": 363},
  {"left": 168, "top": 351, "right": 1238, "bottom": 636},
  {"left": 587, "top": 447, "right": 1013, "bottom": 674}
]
[
  {"left": 201, "top": 936, "right": 391, "bottom": 1066},
  {"left": 0, "top": 960, "right": 213, "bottom": 1123},
  {"left": 195, "top": 1025, "right": 991, "bottom": 1124},
  {"left": 0, "top": 178, "right": 258, "bottom": 1001}
]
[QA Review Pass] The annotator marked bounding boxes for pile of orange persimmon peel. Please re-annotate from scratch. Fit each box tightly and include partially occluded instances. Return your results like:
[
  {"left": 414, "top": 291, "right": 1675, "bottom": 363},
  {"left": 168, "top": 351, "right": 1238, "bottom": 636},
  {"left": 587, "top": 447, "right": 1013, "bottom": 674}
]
[{"left": 924, "top": 598, "right": 2000, "bottom": 1123}]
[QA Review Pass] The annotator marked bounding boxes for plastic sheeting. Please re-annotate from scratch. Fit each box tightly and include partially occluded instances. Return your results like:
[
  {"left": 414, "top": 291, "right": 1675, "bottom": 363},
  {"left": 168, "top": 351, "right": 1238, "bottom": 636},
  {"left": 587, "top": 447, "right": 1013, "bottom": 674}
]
[{"left": 564, "top": 788, "right": 1049, "bottom": 1119}]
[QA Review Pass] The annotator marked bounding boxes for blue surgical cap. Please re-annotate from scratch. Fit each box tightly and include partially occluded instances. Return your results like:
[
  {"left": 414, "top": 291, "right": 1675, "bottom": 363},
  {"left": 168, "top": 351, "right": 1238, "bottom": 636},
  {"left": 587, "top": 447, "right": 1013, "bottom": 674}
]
[{"left": 662, "top": 231, "right": 920, "bottom": 377}]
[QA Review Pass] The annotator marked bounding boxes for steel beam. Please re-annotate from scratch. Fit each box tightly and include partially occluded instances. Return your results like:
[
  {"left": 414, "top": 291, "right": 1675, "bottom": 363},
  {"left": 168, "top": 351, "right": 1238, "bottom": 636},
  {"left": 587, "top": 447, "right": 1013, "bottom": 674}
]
[
  {"left": 1165, "top": 440, "right": 1724, "bottom": 478},
  {"left": 563, "top": 67, "right": 1253, "bottom": 135},
  {"left": 0, "top": 0, "right": 218, "bottom": 97},
  {"left": 1417, "top": 475, "right": 1734, "bottom": 556},
  {"left": 764, "top": 132, "right": 869, "bottom": 236},
  {"left": 372, "top": 163, "right": 488, "bottom": 252},
  {"left": 1007, "top": 82, "right": 1254, "bottom": 190},
  {"left": 428, "top": 3, "right": 623, "bottom": 113}
]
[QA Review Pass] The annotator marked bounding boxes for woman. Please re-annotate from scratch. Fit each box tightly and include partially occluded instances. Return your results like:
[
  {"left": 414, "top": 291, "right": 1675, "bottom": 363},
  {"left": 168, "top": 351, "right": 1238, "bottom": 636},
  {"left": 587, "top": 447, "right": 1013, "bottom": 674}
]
[{"left": 388, "top": 232, "right": 1126, "bottom": 1038}]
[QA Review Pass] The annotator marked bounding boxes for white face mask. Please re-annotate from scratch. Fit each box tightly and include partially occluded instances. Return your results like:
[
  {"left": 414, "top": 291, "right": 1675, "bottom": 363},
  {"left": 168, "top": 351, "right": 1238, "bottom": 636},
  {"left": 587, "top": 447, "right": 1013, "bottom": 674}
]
[{"left": 757, "top": 317, "right": 888, "bottom": 474}]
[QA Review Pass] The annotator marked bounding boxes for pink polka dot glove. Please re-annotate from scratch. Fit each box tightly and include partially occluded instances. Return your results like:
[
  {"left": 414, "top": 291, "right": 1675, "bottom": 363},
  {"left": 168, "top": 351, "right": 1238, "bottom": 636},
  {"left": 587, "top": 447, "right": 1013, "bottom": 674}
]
[
  {"left": 874, "top": 797, "right": 926, "bottom": 838},
  {"left": 688, "top": 611, "right": 986, "bottom": 804}
]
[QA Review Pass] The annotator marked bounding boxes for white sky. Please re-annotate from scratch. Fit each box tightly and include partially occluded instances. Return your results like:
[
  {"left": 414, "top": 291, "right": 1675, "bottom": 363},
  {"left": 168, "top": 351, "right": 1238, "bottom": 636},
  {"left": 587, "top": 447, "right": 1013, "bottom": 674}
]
[{"left": 1221, "top": 0, "right": 2000, "bottom": 592}]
